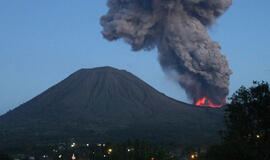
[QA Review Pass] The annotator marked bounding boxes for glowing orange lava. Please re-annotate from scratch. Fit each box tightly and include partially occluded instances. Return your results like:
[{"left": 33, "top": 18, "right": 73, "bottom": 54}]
[{"left": 195, "top": 97, "right": 223, "bottom": 108}]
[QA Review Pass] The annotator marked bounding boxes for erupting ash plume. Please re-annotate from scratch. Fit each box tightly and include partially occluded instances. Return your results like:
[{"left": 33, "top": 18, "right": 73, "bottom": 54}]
[{"left": 100, "top": 0, "right": 232, "bottom": 106}]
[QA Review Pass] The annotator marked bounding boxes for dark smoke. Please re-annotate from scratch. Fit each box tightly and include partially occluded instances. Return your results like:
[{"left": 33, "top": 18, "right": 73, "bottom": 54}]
[{"left": 100, "top": 0, "right": 232, "bottom": 105}]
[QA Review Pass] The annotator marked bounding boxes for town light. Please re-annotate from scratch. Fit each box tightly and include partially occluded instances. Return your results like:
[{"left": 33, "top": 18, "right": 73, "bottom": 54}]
[
  {"left": 71, "top": 143, "right": 76, "bottom": 148},
  {"left": 72, "top": 154, "right": 76, "bottom": 160},
  {"left": 97, "top": 143, "right": 102, "bottom": 147},
  {"left": 108, "top": 148, "right": 113, "bottom": 153},
  {"left": 127, "top": 148, "right": 134, "bottom": 152}
]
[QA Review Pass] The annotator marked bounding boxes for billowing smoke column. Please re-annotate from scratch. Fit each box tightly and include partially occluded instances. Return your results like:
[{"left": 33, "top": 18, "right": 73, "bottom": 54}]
[{"left": 100, "top": 0, "right": 232, "bottom": 106}]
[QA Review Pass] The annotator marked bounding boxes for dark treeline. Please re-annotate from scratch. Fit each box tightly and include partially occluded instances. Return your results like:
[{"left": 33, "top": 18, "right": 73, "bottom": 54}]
[{"left": 199, "top": 81, "right": 270, "bottom": 160}]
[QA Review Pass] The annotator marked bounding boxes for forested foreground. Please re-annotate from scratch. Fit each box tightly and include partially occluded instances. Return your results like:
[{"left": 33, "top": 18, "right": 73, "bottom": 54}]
[{"left": 199, "top": 81, "right": 270, "bottom": 160}]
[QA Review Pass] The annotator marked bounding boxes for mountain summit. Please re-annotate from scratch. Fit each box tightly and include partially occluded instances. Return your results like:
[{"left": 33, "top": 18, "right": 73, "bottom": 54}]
[{"left": 0, "top": 66, "right": 224, "bottom": 149}]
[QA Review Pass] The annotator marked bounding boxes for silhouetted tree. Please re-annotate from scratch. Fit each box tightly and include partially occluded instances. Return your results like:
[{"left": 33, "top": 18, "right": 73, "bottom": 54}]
[{"left": 200, "top": 81, "right": 270, "bottom": 160}]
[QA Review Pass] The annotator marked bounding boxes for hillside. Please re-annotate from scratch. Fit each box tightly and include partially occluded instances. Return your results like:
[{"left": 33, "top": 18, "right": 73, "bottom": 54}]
[{"left": 0, "top": 66, "right": 225, "bottom": 149}]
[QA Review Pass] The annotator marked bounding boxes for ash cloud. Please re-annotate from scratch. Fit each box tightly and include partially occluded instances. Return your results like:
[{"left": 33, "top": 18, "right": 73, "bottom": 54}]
[{"left": 100, "top": 0, "right": 232, "bottom": 105}]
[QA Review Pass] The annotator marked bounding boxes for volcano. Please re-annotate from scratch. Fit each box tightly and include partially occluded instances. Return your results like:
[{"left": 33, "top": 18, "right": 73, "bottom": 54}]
[
  {"left": 0, "top": 67, "right": 225, "bottom": 149},
  {"left": 195, "top": 97, "right": 224, "bottom": 108}
]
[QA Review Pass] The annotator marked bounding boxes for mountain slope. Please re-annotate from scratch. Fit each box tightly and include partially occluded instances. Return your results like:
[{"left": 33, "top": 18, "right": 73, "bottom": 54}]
[{"left": 0, "top": 66, "right": 225, "bottom": 149}]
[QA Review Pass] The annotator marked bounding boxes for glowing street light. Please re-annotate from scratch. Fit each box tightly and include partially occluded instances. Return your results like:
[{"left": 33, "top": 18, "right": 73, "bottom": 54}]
[
  {"left": 108, "top": 148, "right": 112, "bottom": 153},
  {"left": 71, "top": 143, "right": 76, "bottom": 148},
  {"left": 127, "top": 148, "right": 134, "bottom": 152},
  {"left": 97, "top": 143, "right": 102, "bottom": 147},
  {"left": 72, "top": 154, "right": 76, "bottom": 160}
]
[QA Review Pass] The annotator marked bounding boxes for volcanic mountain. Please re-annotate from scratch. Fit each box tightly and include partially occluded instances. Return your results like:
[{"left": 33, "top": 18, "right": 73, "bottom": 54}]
[{"left": 0, "top": 66, "right": 225, "bottom": 149}]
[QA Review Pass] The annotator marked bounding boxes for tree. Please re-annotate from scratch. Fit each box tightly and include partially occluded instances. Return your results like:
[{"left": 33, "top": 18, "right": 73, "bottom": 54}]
[
  {"left": 201, "top": 81, "right": 270, "bottom": 160},
  {"left": 0, "top": 154, "right": 12, "bottom": 160}
]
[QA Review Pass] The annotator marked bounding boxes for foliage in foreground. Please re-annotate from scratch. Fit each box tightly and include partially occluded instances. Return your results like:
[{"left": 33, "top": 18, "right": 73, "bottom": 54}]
[{"left": 200, "top": 81, "right": 270, "bottom": 160}]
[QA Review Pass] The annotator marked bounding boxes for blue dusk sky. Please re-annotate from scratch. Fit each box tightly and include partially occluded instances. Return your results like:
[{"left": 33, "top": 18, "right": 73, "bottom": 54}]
[{"left": 0, "top": 0, "right": 270, "bottom": 115}]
